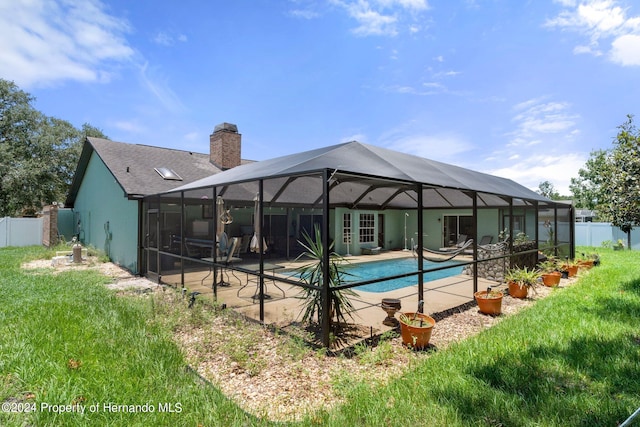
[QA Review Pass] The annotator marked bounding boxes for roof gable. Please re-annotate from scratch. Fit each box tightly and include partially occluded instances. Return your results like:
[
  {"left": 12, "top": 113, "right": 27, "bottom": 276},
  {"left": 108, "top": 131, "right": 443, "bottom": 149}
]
[{"left": 66, "top": 137, "right": 230, "bottom": 205}]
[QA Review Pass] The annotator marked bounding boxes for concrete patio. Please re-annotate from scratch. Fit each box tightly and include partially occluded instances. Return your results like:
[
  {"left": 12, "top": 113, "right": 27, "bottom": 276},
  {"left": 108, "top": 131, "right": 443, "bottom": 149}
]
[{"left": 160, "top": 250, "right": 502, "bottom": 338}]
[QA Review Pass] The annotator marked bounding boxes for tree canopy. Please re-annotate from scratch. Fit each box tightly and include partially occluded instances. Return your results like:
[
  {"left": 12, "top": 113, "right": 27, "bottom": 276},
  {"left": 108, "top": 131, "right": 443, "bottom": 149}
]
[
  {"left": 606, "top": 116, "right": 640, "bottom": 237},
  {"left": 537, "top": 180, "right": 560, "bottom": 200},
  {"left": 570, "top": 114, "right": 640, "bottom": 247},
  {"left": 0, "top": 79, "right": 106, "bottom": 217}
]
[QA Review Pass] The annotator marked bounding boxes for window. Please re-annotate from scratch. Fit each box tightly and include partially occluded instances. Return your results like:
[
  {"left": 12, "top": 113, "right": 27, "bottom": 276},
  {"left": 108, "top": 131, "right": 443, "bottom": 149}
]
[
  {"left": 359, "top": 213, "right": 375, "bottom": 243},
  {"left": 154, "top": 167, "right": 183, "bottom": 181},
  {"left": 343, "top": 213, "right": 352, "bottom": 244},
  {"left": 502, "top": 214, "right": 525, "bottom": 235}
]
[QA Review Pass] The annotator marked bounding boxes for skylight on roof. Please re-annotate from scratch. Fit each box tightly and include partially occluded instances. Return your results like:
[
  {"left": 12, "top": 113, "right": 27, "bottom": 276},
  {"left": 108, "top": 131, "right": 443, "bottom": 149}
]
[{"left": 154, "top": 167, "right": 183, "bottom": 181}]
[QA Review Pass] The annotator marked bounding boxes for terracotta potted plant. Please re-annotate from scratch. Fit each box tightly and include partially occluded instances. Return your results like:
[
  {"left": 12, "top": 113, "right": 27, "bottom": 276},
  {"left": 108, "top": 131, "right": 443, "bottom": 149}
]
[
  {"left": 577, "top": 253, "right": 599, "bottom": 270},
  {"left": 561, "top": 258, "right": 579, "bottom": 278},
  {"left": 474, "top": 287, "right": 504, "bottom": 315},
  {"left": 398, "top": 301, "right": 435, "bottom": 350},
  {"left": 505, "top": 266, "right": 540, "bottom": 298},
  {"left": 538, "top": 258, "right": 562, "bottom": 287}
]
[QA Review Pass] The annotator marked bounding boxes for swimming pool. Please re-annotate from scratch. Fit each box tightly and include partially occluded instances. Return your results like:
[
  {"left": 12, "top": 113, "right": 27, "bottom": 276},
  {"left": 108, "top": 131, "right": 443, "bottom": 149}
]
[
  {"left": 343, "top": 258, "right": 463, "bottom": 293},
  {"left": 286, "top": 257, "right": 464, "bottom": 293}
]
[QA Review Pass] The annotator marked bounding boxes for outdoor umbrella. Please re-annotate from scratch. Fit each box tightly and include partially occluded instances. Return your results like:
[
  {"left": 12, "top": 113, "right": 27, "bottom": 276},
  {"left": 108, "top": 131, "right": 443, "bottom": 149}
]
[{"left": 250, "top": 193, "right": 267, "bottom": 253}]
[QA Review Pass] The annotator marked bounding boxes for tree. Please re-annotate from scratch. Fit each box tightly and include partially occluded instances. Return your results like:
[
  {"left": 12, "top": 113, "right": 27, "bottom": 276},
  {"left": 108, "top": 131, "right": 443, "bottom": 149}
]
[
  {"left": 570, "top": 149, "right": 610, "bottom": 217},
  {"left": 537, "top": 181, "right": 560, "bottom": 200},
  {"left": 570, "top": 115, "right": 640, "bottom": 248},
  {"left": 0, "top": 79, "right": 107, "bottom": 216},
  {"left": 605, "top": 115, "right": 640, "bottom": 249}
]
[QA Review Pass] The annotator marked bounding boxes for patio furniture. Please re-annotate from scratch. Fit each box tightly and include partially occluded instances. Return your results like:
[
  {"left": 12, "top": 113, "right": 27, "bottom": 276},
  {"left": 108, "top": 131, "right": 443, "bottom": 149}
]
[
  {"left": 361, "top": 246, "right": 381, "bottom": 255},
  {"left": 439, "top": 234, "right": 468, "bottom": 252},
  {"left": 201, "top": 237, "right": 242, "bottom": 287},
  {"left": 236, "top": 262, "right": 286, "bottom": 301}
]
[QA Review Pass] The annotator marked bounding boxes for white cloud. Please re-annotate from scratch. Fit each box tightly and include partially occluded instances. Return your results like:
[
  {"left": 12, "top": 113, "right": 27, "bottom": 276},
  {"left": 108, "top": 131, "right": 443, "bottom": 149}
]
[
  {"left": 153, "top": 31, "right": 187, "bottom": 46},
  {"left": 573, "top": 44, "right": 603, "bottom": 55},
  {"left": 382, "top": 82, "right": 449, "bottom": 95},
  {"left": 510, "top": 98, "right": 579, "bottom": 143},
  {"left": 488, "top": 152, "right": 586, "bottom": 195},
  {"left": 433, "top": 70, "right": 462, "bottom": 78},
  {"left": 386, "top": 133, "right": 473, "bottom": 162},
  {"left": 112, "top": 120, "right": 146, "bottom": 133},
  {"left": 289, "top": 9, "right": 320, "bottom": 19},
  {"left": 0, "top": 0, "right": 134, "bottom": 88},
  {"left": 488, "top": 98, "right": 583, "bottom": 195},
  {"left": 137, "top": 61, "right": 185, "bottom": 113},
  {"left": 330, "top": 0, "right": 429, "bottom": 36},
  {"left": 376, "top": 0, "right": 429, "bottom": 11},
  {"left": 546, "top": 0, "right": 640, "bottom": 66},
  {"left": 610, "top": 33, "right": 640, "bottom": 65}
]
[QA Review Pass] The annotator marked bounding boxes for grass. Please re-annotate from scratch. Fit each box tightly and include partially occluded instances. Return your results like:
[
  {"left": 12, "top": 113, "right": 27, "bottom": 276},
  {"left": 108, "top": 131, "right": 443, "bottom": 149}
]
[
  {"left": 0, "top": 246, "right": 261, "bottom": 427},
  {"left": 1, "top": 245, "right": 639, "bottom": 426},
  {"left": 299, "top": 247, "right": 640, "bottom": 426}
]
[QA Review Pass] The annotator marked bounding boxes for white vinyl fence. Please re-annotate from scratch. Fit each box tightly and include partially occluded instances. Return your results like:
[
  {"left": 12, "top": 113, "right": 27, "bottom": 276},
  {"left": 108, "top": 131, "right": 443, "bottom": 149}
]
[
  {"left": 575, "top": 222, "right": 640, "bottom": 250},
  {"left": 0, "top": 217, "right": 43, "bottom": 247}
]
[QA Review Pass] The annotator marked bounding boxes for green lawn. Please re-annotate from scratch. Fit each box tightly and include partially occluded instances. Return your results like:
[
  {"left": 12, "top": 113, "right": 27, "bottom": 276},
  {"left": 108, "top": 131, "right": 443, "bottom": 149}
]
[
  {"left": 0, "top": 246, "right": 262, "bottom": 427},
  {"left": 1, "top": 246, "right": 639, "bottom": 426}
]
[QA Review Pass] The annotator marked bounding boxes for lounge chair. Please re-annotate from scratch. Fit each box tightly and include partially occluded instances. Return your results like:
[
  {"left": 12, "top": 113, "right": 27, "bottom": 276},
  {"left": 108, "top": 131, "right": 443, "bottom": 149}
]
[
  {"left": 361, "top": 246, "right": 381, "bottom": 255},
  {"left": 463, "top": 235, "right": 493, "bottom": 255},
  {"left": 479, "top": 235, "right": 493, "bottom": 246},
  {"left": 439, "top": 234, "right": 468, "bottom": 252}
]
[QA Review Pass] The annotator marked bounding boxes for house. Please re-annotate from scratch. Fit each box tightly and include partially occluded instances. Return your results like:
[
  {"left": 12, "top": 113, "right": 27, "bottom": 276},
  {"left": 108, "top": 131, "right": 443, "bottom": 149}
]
[
  {"left": 65, "top": 123, "right": 249, "bottom": 273},
  {"left": 163, "top": 141, "right": 572, "bottom": 250},
  {"left": 138, "top": 139, "right": 576, "bottom": 347}
]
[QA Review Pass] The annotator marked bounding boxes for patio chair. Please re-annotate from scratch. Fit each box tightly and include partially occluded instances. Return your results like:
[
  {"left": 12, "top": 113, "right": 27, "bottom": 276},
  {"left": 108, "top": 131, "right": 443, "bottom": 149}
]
[
  {"left": 217, "top": 231, "right": 229, "bottom": 256},
  {"left": 439, "top": 234, "right": 468, "bottom": 251},
  {"left": 361, "top": 246, "right": 381, "bottom": 255},
  {"left": 219, "top": 237, "right": 242, "bottom": 286},
  {"left": 479, "top": 235, "right": 493, "bottom": 246}
]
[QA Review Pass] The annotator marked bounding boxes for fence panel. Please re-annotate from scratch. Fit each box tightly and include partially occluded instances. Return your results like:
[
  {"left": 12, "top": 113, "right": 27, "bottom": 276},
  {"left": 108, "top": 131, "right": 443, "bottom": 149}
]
[
  {"left": 0, "top": 217, "right": 43, "bottom": 247},
  {"left": 576, "top": 222, "right": 640, "bottom": 249}
]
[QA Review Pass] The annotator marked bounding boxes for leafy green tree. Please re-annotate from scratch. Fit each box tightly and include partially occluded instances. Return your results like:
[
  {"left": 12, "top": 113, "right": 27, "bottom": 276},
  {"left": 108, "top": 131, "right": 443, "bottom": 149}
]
[
  {"left": 537, "top": 181, "right": 560, "bottom": 200},
  {"left": 570, "top": 149, "right": 610, "bottom": 217},
  {"left": 605, "top": 115, "right": 640, "bottom": 248},
  {"left": 570, "top": 115, "right": 640, "bottom": 248},
  {"left": 0, "top": 79, "right": 106, "bottom": 216}
]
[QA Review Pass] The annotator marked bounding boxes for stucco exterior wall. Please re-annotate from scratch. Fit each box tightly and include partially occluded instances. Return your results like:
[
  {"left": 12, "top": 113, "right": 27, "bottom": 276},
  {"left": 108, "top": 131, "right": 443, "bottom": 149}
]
[{"left": 73, "top": 154, "right": 139, "bottom": 273}]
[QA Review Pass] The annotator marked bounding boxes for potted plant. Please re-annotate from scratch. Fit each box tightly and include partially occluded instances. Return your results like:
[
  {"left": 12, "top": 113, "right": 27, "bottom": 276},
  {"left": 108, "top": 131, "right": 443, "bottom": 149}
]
[
  {"left": 538, "top": 257, "right": 562, "bottom": 287},
  {"left": 505, "top": 266, "right": 540, "bottom": 298},
  {"left": 474, "top": 287, "right": 504, "bottom": 315},
  {"left": 294, "top": 225, "right": 356, "bottom": 328},
  {"left": 577, "top": 252, "right": 599, "bottom": 269},
  {"left": 398, "top": 301, "right": 435, "bottom": 350},
  {"left": 561, "top": 258, "right": 579, "bottom": 278}
]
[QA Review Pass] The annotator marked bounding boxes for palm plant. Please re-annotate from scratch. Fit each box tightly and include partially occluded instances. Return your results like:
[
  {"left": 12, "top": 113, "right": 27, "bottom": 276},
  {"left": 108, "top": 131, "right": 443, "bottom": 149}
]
[
  {"left": 294, "top": 225, "right": 356, "bottom": 327},
  {"left": 505, "top": 266, "right": 541, "bottom": 289}
]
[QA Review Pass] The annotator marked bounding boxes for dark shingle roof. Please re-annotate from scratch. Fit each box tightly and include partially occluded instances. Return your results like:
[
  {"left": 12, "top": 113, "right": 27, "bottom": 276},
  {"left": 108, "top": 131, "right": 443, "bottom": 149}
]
[
  {"left": 172, "top": 141, "right": 553, "bottom": 206},
  {"left": 66, "top": 137, "right": 250, "bottom": 205}
]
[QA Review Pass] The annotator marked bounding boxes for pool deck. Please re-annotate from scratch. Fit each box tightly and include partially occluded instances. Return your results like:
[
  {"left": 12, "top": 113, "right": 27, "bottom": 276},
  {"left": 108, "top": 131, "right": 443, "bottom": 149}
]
[{"left": 161, "top": 250, "right": 501, "bottom": 340}]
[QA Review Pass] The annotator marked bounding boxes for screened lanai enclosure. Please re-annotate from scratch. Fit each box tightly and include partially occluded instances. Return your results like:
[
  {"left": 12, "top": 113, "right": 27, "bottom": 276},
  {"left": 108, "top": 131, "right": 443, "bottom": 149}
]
[{"left": 142, "top": 141, "right": 574, "bottom": 347}]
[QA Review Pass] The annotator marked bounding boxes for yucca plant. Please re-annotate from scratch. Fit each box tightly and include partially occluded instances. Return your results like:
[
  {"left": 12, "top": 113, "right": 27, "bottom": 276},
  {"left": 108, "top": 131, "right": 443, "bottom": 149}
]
[{"left": 294, "top": 225, "right": 356, "bottom": 327}]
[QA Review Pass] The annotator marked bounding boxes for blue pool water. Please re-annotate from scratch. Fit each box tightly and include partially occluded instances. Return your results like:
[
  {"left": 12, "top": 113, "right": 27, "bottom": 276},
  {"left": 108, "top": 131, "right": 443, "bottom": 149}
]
[
  {"left": 286, "top": 257, "right": 464, "bottom": 293},
  {"left": 345, "top": 258, "right": 463, "bottom": 293}
]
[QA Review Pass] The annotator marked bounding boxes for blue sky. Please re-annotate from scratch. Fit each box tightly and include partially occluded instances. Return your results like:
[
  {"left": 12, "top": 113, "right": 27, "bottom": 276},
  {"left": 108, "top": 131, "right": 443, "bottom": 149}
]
[{"left": 1, "top": 0, "right": 639, "bottom": 195}]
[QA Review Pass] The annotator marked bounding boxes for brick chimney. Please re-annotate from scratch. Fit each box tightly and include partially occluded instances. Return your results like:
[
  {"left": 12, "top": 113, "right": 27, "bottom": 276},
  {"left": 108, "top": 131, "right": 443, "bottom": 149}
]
[{"left": 210, "top": 122, "right": 241, "bottom": 170}]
